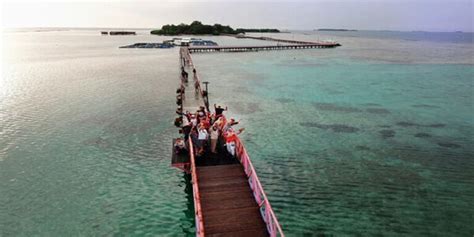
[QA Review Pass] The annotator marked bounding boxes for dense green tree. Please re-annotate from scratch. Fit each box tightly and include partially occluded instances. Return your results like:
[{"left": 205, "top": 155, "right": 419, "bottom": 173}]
[{"left": 150, "top": 21, "right": 279, "bottom": 35}]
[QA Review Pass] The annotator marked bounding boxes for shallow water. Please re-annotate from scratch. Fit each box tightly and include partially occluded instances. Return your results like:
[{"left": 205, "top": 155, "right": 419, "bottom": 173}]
[{"left": 1, "top": 29, "right": 473, "bottom": 236}]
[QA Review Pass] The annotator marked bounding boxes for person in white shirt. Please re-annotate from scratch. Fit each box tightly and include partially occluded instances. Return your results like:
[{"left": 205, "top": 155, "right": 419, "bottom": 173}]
[{"left": 197, "top": 124, "right": 209, "bottom": 154}]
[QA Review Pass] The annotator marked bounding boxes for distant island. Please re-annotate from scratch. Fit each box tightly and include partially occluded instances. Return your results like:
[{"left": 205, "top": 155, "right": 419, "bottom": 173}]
[
  {"left": 317, "top": 29, "right": 357, "bottom": 32},
  {"left": 151, "top": 21, "right": 280, "bottom": 35}
]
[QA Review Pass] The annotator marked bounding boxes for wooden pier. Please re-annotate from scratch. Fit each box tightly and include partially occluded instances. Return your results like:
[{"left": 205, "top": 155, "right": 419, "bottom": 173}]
[
  {"left": 234, "top": 35, "right": 333, "bottom": 45},
  {"left": 175, "top": 48, "right": 284, "bottom": 237},
  {"left": 189, "top": 43, "right": 339, "bottom": 53}
]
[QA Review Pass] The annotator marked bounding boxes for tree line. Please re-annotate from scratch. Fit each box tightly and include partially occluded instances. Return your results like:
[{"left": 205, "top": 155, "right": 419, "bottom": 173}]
[{"left": 151, "top": 21, "right": 279, "bottom": 35}]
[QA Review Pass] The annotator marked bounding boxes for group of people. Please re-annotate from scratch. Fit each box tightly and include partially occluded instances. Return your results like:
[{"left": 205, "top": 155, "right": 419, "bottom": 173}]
[
  {"left": 175, "top": 104, "right": 244, "bottom": 158},
  {"left": 175, "top": 55, "right": 243, "bottom": 158}
]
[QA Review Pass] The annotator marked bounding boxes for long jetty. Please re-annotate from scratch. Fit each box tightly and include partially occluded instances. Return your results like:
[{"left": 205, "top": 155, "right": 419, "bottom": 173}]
[
  {"left": 234, "top": 35, "right": 336, "bottom": 45},
  {"left": 174, "top": 47, "right": 284, "bottom": 237},
  {"left": 189, "top": 43, "right": 339, "bottom": 53},
  {"left": 189, "top": 35, "right": 340, "bottom": 53}
]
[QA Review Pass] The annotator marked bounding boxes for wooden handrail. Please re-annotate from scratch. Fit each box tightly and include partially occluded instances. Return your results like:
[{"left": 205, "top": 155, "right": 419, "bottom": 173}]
[
  {"left": 189, "top": 136, "right": 205, "bottom": 237},
  {"left": 180, "top": 47, "right": 205, "bottom": 237}
]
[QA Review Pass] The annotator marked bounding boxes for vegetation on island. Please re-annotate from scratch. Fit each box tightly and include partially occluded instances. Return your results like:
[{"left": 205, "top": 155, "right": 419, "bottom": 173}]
[{"left": 150, "top": 21, "right": 280, "bottom": 35}]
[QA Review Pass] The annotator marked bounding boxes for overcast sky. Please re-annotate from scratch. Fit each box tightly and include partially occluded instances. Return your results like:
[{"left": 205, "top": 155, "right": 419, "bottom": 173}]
[{"left": 1, "top": 0, "right": 473, "bottom": 32}]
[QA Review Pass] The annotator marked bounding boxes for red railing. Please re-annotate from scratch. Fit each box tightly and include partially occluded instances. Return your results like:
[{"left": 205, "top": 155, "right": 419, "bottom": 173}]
[
  {"left": 188, "top": 138, "right": 205, "bottom": 237},
  {"left": 234, "top": 135, "right": 285, "bottom": 237}
]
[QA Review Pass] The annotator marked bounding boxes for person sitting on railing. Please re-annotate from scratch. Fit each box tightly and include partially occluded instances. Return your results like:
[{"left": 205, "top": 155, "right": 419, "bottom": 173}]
[
  {"left": 176, "top": 86, "right": 184, "bottom": 94},
  {"left": 223, "top": 118, "right": 240, "bottom": 132},
  {"left": 178, "top": 110, "right": 191, "bottom": 124},
  {"left": 174, "top": 117, "right": 182, "bottom": 127},
  {"left": 179, "top": 84, "right": 185, "bottom": 97},
  {"left": 214, "top": 104, "right": 228, "bottom": 118},
  {"left": 182, "top": 122, "right": 192, "bottom": 140},
  {"left": 174, "top": 138, "right": 187, "bottom": 154},
  {"left": 175, "top": 107, "right": 183, "bottom": 116},
  {"left": 224, "top": 128, "right": 245, "bottom": 157}
]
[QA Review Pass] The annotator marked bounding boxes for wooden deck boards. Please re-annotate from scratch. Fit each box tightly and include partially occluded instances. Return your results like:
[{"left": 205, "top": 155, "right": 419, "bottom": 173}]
[{"left": 197, "top": 164, "right": 268, "bottom": 236}]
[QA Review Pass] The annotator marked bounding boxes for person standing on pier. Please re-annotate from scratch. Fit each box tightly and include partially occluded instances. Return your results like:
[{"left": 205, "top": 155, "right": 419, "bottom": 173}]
[
  {"left": 224, "top": 128, "right": 245, "bottom": 157},
  {"left": 197, "top": 123, "right": 209, "bottom": 155},
  {"left": 194, "top": 79, "right": 200, "bottom": 95},
  {"left": 181, "top": 69, "right": 188, "bottom": 83},
  {"left": 214, "top": 104, "right": 227, "bottom": 118},
  {"left": 210, "top": 124, "right": 219, "bottom": 154}
]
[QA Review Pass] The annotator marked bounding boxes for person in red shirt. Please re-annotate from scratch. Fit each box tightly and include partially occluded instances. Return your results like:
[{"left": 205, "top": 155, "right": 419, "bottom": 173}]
[{"left": 224, "top": 128, "right": 245, "bottom": 157}]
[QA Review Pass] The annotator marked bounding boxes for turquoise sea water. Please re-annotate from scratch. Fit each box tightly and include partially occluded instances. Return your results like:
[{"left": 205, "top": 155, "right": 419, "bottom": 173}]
[{"left": 1, "top": 30, "right": 473, "bottom": 236}]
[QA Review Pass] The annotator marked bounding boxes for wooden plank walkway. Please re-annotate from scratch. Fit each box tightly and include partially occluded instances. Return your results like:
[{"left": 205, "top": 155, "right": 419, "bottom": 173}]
[
  {"left": 182, "top": 79, "right": 205, "bottom": 113},
  {"left": 197, "top": 164, "right": 268, "bottom": 237},
  {"left": 189, "top": 43, "right": 340, "bottom": 53}
]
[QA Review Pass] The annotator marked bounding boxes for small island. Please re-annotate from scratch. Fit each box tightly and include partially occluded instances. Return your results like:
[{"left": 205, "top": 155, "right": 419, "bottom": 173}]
[{"left": 151, "top": 21, "right": 280, "bottom": 35}]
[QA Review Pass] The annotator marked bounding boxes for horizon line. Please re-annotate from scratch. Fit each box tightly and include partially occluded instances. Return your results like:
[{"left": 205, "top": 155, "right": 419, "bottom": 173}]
[{"left": 3, "top": 26, "right": 473, "bottom": 34}]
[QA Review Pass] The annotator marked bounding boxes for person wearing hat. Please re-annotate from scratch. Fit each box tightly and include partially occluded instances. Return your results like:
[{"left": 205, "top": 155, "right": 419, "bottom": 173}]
[{"left": 214, "top": 104, "right": 227, "bottom": 118}]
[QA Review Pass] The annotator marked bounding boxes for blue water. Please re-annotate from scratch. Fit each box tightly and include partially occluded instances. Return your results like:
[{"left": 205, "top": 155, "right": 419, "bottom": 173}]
[
  {"left": 1, "top": 29, "right": 473, "bottom": 236},
  {"left": 312, "top": 30, "right": 474, "bottom": 44}
]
